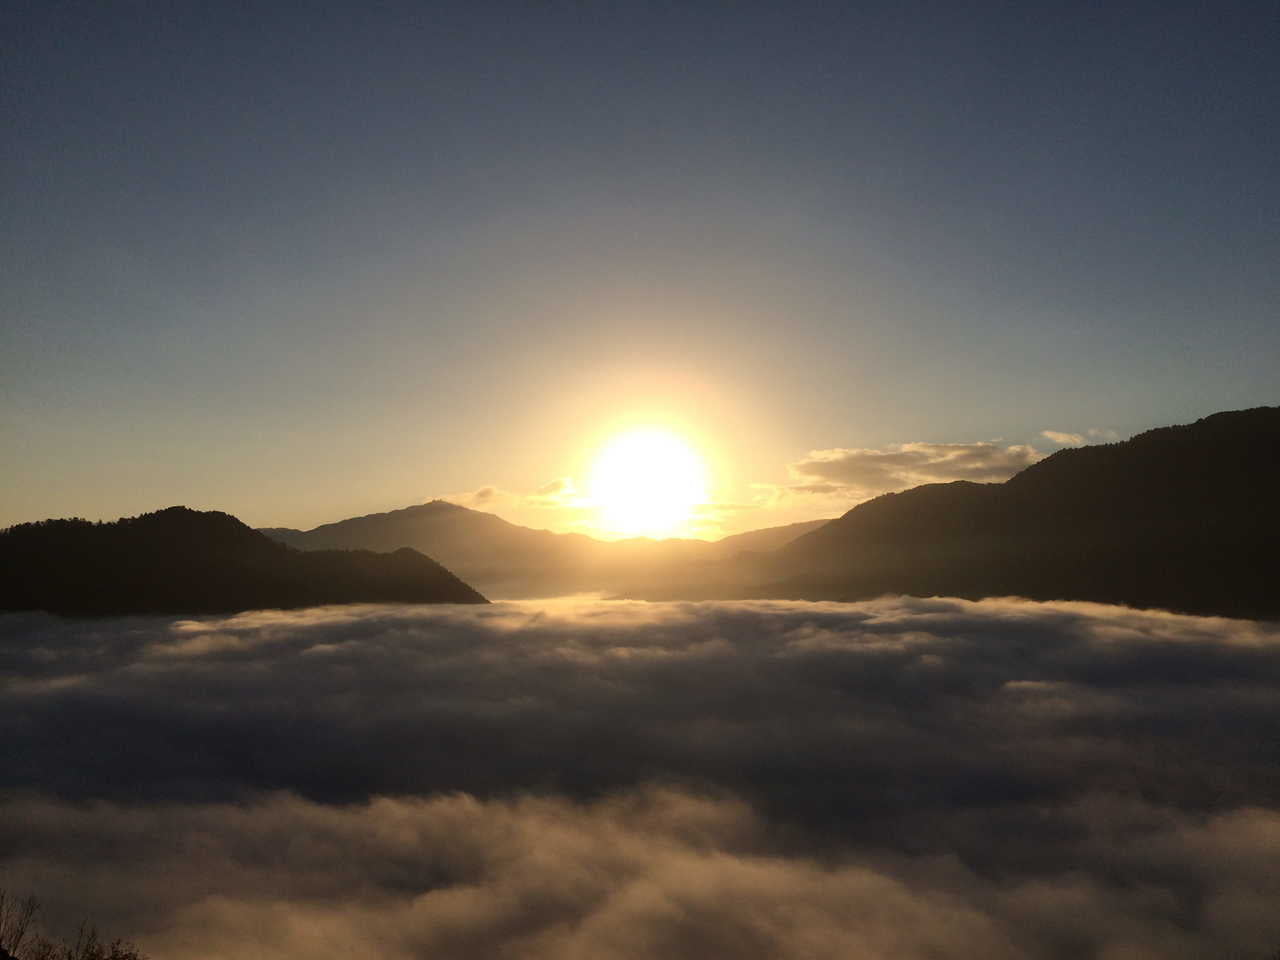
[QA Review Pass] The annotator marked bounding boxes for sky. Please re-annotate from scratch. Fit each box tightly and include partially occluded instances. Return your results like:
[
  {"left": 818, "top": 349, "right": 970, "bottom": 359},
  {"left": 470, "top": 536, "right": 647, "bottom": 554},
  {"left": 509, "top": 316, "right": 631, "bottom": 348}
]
[{"left": 4, "top": 0, "right": 1277, "bottom": 536}]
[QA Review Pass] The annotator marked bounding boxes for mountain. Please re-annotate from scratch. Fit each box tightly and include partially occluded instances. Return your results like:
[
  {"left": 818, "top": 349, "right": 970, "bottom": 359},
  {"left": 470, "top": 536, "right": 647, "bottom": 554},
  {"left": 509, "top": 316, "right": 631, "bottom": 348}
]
[
  {"left": 732, "top": 406, "right": 1280, "bottom": 617},
  {"left": 261, "top": 504, "right": 828, "bottom": 598},
  {"left": 1, "top": 507, "right": 487, "bottom": 616},
  {"left": 713, "top": 519, "right": 830, "bottom": 554}
]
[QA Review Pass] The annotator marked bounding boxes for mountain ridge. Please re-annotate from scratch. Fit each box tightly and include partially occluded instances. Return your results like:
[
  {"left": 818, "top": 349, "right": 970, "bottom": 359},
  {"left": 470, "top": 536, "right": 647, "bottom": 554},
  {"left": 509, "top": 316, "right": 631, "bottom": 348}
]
[
  {"left": 743, "top": 405, "right": 1280, "bottom": 617},
  {"left": 260, "top": 505, "right": 829, "bottom": 598},
  {"left": 1, "top": 506, "right": 487, "bottom": 616}
]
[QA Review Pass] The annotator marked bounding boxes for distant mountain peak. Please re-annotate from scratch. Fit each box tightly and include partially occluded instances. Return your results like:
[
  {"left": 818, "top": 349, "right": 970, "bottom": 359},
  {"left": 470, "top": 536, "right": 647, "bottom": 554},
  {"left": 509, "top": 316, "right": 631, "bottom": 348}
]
[
  {"left": 258, "top": 502, "right": 831, "bottom": 599},
  {"left": 417, "top": 499, "right": 474, "bottom": 514}
]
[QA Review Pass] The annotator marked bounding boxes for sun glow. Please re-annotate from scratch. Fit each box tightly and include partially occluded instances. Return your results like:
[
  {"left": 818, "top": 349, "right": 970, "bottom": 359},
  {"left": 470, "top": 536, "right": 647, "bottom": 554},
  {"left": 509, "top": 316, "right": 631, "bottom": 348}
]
[{"left": 589, "top": 428, "right": 708, "bottom": 539}]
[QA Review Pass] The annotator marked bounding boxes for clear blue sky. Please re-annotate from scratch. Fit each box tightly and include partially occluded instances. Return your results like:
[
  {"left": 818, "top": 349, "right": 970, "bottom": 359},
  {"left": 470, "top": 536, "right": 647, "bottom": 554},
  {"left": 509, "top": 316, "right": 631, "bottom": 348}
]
[{"left": 4, "top": 0, "right": 1277, "bottom": 534}]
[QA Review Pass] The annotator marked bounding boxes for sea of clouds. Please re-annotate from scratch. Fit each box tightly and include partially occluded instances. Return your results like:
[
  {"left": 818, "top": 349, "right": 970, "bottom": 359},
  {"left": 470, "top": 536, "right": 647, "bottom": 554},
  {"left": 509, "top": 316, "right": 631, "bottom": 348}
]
[{"left": 3, "top": 597, "right": 1280, "bottom": 959}]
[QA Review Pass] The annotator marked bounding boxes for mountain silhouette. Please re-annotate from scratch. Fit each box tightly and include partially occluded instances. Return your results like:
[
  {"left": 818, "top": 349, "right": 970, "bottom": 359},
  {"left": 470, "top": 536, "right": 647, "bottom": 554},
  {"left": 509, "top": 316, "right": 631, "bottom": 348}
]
[
  {"left": 1, "top": 506, "right": 487, "bottom": 616},
  {"left": 262, "top": 504, "right": 827, "bottom": 598},
  {"left": 17, "top": 408, "right": 1271, "bottom": 618},
  {"left": 715, "top": 406, "right": 1280, "bottom": 617}
]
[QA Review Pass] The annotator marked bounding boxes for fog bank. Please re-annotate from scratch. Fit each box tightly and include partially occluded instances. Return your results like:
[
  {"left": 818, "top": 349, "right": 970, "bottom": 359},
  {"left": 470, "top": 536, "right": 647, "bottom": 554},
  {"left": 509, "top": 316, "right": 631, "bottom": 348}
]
[{"left": 3, "top": 598, "right": 1279, "bottom": 957}]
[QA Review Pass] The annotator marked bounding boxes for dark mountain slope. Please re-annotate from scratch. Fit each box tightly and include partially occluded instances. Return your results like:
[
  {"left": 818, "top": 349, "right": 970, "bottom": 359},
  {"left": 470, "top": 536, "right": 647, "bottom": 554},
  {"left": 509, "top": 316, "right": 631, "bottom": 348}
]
[
  {"left": 762, "top": 406, "right": 1280, "bottom": 617},
  {"left": 713, "top": 518, "right": 829, "bottom": 554},
  {"left": 1, "top": 507, "right": 486, "bottom": 616}
]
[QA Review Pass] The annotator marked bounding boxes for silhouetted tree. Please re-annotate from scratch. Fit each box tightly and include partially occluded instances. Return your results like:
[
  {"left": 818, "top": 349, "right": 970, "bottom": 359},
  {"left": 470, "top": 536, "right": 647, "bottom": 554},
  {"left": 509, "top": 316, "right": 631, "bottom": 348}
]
[
  {"left": 0, "top": 890, "right": 38, "bottom": 958},
  {"left": 0, "top": 892, "right": 142, "bottom": 960}
]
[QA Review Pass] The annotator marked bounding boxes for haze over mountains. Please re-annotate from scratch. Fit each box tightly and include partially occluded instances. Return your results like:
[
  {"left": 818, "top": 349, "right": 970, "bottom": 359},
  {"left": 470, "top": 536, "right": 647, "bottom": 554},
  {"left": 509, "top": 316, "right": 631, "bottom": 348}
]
[{"left": 262, "top": 508, "right": 827, "bottom": 599}]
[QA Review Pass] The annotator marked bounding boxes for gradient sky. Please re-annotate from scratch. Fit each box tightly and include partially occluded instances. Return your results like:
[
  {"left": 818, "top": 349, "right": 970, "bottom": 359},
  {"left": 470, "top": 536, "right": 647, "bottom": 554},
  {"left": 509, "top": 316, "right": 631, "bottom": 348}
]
[{"left": 4, "top": 0, "right": 1277, "bottom": 535}]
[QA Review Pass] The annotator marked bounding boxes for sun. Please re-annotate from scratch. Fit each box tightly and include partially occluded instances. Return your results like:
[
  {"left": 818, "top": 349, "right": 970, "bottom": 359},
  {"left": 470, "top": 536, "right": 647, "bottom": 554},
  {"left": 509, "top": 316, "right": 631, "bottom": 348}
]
[{"left": 589, "top": 428, "right": 708, "bottom": 539}]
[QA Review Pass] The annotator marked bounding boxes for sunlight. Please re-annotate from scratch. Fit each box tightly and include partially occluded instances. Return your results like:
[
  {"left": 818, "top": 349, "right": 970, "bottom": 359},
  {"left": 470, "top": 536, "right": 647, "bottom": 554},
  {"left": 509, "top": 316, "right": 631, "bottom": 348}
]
[{"left": 589, "top": 428, "right": 708, "bottom": 539}]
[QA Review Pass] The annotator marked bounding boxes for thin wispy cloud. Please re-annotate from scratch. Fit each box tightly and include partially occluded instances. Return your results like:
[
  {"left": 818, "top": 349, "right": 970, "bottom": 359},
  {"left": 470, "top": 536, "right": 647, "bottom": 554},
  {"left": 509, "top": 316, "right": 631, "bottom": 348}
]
[{"left": 1041, "top": 429, "right": 1085, "bottom": 445}]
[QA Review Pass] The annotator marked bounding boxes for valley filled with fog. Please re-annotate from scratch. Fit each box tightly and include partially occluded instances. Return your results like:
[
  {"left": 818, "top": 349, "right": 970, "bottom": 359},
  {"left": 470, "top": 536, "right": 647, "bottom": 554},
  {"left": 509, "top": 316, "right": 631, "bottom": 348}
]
[{"left": 4, "top": 597, "right": 1279, "bottom": 959}]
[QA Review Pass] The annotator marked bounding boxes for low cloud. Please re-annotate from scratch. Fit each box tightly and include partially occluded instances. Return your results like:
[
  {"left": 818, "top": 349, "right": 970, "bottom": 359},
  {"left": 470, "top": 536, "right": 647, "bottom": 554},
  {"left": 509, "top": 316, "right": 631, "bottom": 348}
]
[
  {"left": 524, "top": 476, "right": 583, "bottom": 508},
  {"left": 3, "top": 599, "right": 1280, "bottom": 957},
  {"left": 445, "top": 478, "right": 584, "bottom": 513},
  {"left": 14, "top": 786, "right": 1279, "bottom": 960},
  {"left": 1, "top": 789, "right": 1030, "bottom": 960}
]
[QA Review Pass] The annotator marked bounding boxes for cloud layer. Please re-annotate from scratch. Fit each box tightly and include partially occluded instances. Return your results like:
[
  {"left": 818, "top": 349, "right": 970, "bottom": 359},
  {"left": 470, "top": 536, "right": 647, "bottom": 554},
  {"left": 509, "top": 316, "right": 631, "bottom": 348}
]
[
  {"left": 4, "top": 599, "right": 1280, "bottom": 957},
  {"left": 11, "top": 787, "right": 1280, "bottom": 960}
]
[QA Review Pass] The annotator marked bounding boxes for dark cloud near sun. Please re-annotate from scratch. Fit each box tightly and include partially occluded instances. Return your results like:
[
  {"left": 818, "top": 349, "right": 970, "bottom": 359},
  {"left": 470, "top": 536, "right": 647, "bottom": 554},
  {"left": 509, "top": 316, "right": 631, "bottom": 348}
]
[
  {"left": 3, "top": 599, "right": 1280, "bottom": 957},
  {"left": 786, "top": 441, "right": 1044, "bottom": 500}
]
